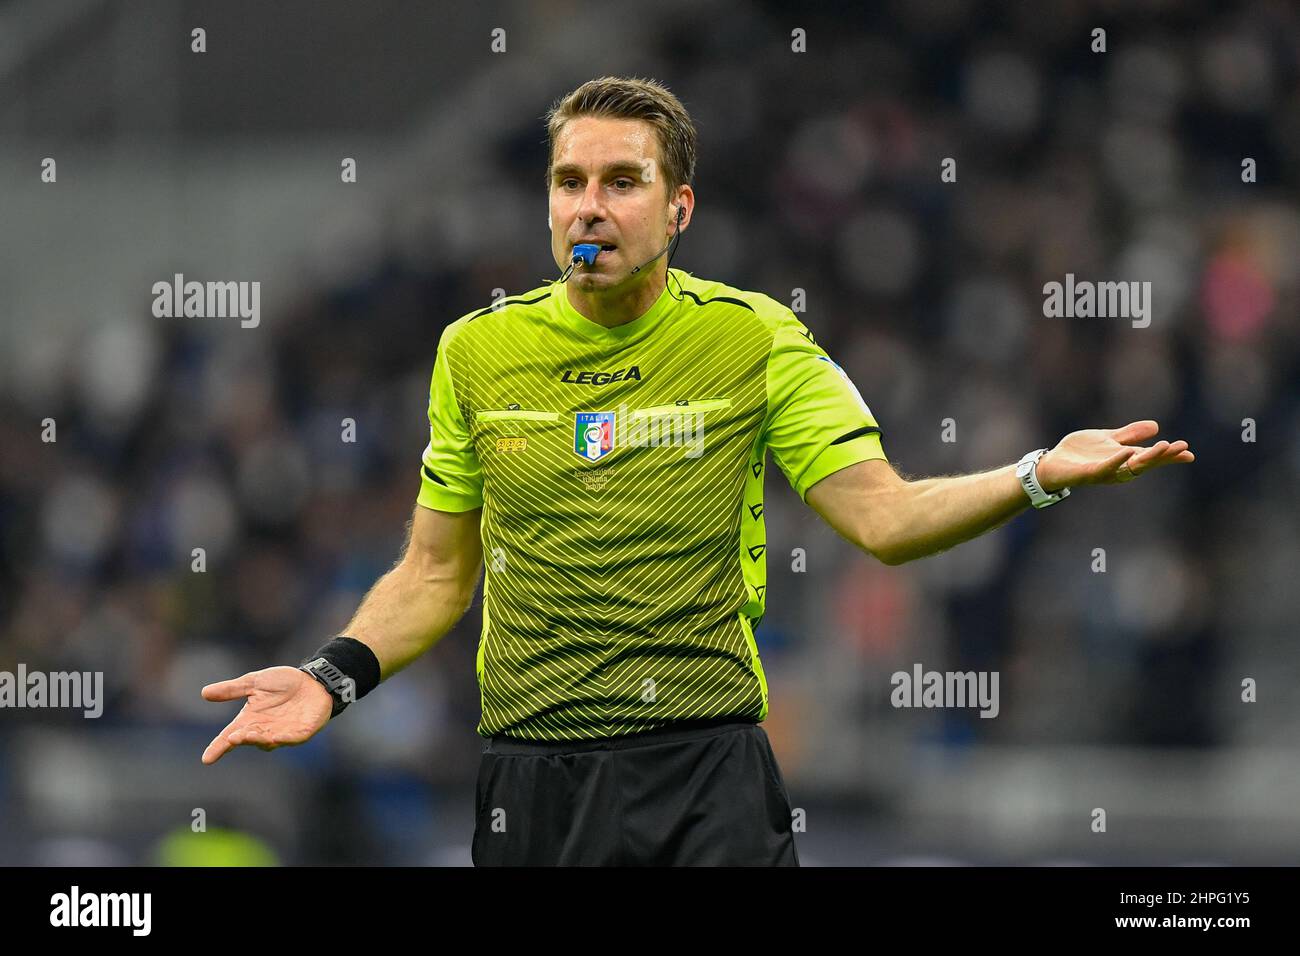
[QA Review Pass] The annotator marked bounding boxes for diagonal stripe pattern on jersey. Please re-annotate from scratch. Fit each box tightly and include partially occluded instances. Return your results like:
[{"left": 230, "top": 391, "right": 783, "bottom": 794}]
[{"left": 417, "top": 268, "right": 888, "bottom": 740}]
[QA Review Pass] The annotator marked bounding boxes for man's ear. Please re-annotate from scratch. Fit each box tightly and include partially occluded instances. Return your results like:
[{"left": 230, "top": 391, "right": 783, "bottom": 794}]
[{"left": 670, "top": 190, "right": 690, "bottom": 227}]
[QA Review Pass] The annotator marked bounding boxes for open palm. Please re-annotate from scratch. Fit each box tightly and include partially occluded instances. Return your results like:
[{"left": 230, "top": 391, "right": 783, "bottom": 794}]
[
  {"left": 1038, "top": 420, "right": 1194, "bottom": 492},
  {"left": 200, "top": 666, "right": 333, "bottom": 765}
]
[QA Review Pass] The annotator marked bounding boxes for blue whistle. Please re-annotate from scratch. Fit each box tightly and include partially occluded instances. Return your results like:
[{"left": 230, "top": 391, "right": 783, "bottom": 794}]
[{"left": 571, "top": 243, "right": 601, "bottom": 266}]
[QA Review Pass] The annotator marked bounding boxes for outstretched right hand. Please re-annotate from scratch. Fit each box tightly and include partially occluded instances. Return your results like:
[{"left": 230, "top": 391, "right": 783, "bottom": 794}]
[{"left": 200, "top": 666, "right": 333, "bottom": 765}]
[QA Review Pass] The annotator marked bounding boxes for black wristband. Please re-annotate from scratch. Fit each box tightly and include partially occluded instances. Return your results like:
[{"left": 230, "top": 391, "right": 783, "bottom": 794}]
[{"left": 299, "top": 636, "right": 381, "bottom": 719}]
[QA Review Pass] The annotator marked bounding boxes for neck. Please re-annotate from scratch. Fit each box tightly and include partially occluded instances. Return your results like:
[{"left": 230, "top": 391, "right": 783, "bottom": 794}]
[{"left": 566, "top": 263, "right": 668, "bottom": 329}]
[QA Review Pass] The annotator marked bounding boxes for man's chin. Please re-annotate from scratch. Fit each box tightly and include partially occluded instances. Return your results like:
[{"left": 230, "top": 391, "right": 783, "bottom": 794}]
[{"left": 574, "top": 269, "right": 618, "bottom": 290}]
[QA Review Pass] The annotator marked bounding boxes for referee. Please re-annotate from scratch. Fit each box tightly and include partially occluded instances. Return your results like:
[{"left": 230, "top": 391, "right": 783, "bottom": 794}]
[{"left": 200, "top": 76, "right": 1195, "bottom": 866}]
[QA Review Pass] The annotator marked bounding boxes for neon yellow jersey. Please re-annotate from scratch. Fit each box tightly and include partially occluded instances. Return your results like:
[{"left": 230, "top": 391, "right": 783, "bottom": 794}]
[{"left": 417, "top": 268, "right": 887, "bottom": 740}]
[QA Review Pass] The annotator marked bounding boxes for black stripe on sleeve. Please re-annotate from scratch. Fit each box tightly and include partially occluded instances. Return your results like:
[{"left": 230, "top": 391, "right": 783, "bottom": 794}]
[
  {"left": 422, "top": 464, "right": 447, "bottom": 486},
  {"left": 829, "top": 425, "right": 882, "bottom": 446}
]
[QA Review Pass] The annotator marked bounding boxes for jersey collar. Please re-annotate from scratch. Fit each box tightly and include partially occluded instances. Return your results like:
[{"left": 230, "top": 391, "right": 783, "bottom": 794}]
[{"left": 554, "top": 272, "right": 679, "bottom": 341}]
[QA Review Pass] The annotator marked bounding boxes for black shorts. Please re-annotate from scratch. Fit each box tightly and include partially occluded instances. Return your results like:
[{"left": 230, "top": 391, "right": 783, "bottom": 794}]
[{"left": 471, "top": 718, "right": 801, "bottom": 866}]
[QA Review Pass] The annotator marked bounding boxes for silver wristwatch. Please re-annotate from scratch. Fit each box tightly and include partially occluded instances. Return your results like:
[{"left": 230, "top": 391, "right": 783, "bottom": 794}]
[{"left": 1016, "top": 448, "right": 1070, "bottom": 509}]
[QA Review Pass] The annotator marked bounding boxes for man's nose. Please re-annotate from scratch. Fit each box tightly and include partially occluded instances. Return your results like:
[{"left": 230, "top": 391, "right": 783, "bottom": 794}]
[{"left": 575, "top": 181, "right": 607, "bottom": 223}]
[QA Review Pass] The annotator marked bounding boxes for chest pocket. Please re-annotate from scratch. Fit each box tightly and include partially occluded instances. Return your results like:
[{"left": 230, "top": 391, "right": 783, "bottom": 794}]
[
  {"left": 473, "top": 406, "right": 560, "bottom": 458},
  {"left": 475, "top": 406, "right": 561, "bottom": 424},
  {"left": 625, "top": 397, "right": 732, "bottom": 459},
  {"left": 629, "top": 397, "right": 731, "bottom": 417}
]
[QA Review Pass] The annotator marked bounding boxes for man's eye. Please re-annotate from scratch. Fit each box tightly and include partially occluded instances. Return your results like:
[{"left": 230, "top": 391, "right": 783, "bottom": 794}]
[
  {"left": 614, "top": 179, "right": 634, "bottom": 189},
  {"left": 562, "top": 179, "right": 580, "bottom": 189}
]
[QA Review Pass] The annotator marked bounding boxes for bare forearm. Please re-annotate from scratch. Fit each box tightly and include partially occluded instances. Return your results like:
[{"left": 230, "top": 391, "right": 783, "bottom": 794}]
[
  {"left": 874, "top": 464, "right": 1030, "bottom": 565},
  {"left": 811, "top": 422, "right": 1194, "bottom": 567},
  {"left": 342, "top": 560, "right": 477, "bottom": 678}
]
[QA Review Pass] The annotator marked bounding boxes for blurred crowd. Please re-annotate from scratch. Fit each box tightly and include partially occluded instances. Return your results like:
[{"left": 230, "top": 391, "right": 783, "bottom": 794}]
[{"left": 2, "top": 0, "right": 1298, "bottom": 864}]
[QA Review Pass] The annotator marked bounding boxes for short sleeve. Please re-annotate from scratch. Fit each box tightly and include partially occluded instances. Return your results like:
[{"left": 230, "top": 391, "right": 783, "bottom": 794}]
[
  {"left": 416, "top": 328, "right": 484, "bottom": 512},
  {"left": 762, "top": 312, "right": 887, "bottom": 502}
]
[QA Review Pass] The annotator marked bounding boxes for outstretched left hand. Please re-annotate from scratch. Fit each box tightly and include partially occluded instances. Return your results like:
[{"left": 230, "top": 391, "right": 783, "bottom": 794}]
[{"left": 1037, "top": 420, "right": 1195, "bottom": 492}]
